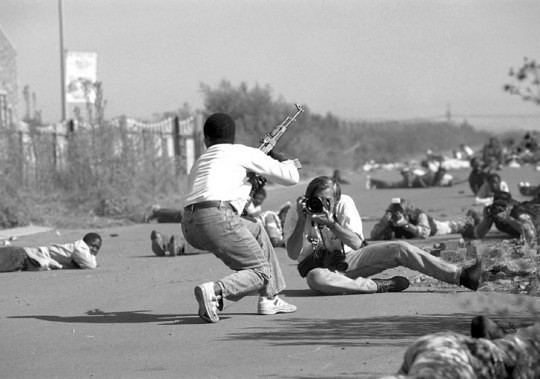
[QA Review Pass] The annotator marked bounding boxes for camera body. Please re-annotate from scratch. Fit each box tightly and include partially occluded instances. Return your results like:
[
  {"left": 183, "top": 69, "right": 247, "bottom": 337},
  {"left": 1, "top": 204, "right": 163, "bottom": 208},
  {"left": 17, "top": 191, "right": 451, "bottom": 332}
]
[{"left": 303, "top": 196, "right": 325, "bottom": 214}]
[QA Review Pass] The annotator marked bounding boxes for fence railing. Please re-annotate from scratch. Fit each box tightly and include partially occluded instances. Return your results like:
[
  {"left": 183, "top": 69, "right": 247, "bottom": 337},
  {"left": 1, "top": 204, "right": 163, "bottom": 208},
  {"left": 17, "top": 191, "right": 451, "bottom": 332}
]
[{"left": 0, "top": 114, "right": 203, "bottom": 195}]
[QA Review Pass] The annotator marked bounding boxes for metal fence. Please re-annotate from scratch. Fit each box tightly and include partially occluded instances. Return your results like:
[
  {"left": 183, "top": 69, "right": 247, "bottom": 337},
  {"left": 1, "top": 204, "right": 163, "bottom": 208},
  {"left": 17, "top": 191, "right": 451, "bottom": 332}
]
[{"left": 0, "top": 114, "right": 203, "bottom": 194}]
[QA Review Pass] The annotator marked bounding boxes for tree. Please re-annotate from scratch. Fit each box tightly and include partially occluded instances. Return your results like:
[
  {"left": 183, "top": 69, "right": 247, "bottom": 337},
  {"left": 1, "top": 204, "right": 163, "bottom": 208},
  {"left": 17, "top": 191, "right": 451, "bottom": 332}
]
[{"left": 504, "top": 57, "right": 540, "bottom": 106}]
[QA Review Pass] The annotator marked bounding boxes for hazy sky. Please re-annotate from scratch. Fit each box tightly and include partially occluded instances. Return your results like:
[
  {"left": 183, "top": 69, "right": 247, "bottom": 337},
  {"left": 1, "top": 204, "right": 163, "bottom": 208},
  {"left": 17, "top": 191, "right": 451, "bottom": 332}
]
[{"left": 1, "top": 0, "right": 539, "bottom": 131}]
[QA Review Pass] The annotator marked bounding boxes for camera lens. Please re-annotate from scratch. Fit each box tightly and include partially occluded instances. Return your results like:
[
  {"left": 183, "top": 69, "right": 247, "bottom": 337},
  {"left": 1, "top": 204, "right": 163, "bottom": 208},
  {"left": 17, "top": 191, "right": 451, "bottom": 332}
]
[{"left": 305, "top": 197, "right": 324, "bottom": 214}]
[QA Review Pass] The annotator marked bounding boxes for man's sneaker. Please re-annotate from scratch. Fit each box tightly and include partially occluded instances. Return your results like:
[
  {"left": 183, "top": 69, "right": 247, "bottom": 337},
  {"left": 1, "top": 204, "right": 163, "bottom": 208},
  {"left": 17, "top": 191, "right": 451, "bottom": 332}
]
[
  {"left": 372, "top": 276, "right": 410, "bottom": 293},
  {"left": 460, "top": 259, "right": 483, "bottom": 291},
  {"left": 194, "top": 282, "right": 219, "bottom": 323},
  {"left": 257, "top": 296, "right": 297, "bottom": 315},
  {"left": 150, "top": 230, "right": 166, "bottom": 257}
]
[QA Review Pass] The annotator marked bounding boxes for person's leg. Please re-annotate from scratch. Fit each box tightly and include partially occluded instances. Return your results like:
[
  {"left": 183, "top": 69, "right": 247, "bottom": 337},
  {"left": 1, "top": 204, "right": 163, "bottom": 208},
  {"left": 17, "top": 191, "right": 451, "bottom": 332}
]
[
  {"left": 434, "top": 215, "right": 476, "bottom": 236},
  {"left": 182, "top": 207, "right": 281, "bottom": 301},
  {"left": 345, "top": 241, "right": 461, "bottom": 285},
  {"left": 0, "top": 246, "right": 29, "bottom": 272},
  {"left": 154, "top": 208, "right": 183, "bottom": 223},
  {"left": 306, "top": 267, "right": 378, "bottom": 294},
  {"left": 150, "top": 230, "right": 167, "bottom": 256}
]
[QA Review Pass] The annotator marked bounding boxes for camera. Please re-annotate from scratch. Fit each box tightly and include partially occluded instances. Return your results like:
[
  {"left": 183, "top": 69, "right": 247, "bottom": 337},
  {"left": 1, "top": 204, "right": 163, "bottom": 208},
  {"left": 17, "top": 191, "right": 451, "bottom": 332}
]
[{"left": 304, "top": 196, "right": 325, "bottom": 214}]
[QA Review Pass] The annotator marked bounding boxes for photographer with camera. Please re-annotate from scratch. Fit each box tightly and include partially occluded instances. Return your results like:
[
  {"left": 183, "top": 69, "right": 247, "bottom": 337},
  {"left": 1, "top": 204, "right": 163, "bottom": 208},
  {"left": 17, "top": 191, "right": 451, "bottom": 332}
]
[
  {"left": 370, "top": 198, "right": 479, "bottom": 241},
  {"left": 467, "top": 191, "right": 539, "bottom": 246},
  {"left": 284, "top": 176, "right": 484, "bottom": 294}
]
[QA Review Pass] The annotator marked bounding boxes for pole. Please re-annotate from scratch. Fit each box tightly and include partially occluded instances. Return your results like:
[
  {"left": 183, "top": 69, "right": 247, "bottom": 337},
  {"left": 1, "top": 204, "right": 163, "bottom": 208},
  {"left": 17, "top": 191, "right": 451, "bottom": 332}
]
[{"left": 58, "top": 0, "right": 66, "bottom": 121}]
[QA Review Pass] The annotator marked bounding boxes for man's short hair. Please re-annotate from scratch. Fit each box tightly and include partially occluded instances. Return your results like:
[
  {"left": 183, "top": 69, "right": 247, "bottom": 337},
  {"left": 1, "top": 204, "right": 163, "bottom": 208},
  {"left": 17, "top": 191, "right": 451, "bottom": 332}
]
[
  {"left": 83, "top": 232, "right": 102, "bottom": 244},
  {"left": 204, "top": 113, "right": 236, "bottom": 144}
]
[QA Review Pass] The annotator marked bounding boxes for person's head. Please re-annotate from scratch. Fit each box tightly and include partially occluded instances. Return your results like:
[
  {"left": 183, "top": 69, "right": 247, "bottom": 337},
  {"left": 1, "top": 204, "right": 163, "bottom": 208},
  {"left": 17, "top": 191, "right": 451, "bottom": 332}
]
[
  {"left": 203, "top": 113, "right": 236, "bottom": 147},
  {"left": 489, "top": 191, "right": 513, "bottom": 218},
  {"left": 252, "top": 187, "right": 267, "bottom": 207},
  {"left": 386, "top": 198, "right": 406, "bottom": 222},
  {"left": 470, "top": 157, "right": 482, "bottom": 170},
  {"left": 486, "top": 173, "right": 502, "bottom": 190},
  {"left": 83, "top": 232, "right": 102, "bottom": 256},
  {"left": 304, "top": 176, "right": 342, "bottom": 214}
]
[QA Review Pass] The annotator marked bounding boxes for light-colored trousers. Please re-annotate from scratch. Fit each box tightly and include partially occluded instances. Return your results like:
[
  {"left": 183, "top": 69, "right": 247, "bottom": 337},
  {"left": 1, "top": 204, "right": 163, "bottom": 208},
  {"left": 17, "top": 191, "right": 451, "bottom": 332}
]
[
  {"left": 182, "top": 206, "right": 286, "bottom": 301},
  {"left": 306, "top": 240, "right": 461, "bottom": 294}
]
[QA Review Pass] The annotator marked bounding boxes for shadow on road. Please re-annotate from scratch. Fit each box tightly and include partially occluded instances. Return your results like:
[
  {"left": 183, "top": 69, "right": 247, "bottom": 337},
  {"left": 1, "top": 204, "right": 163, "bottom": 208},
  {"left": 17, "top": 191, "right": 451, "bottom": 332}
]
[
  {"left": 222, "top": 313, "right": 540, "bottom": 347},
  {"left": 9, "top": 308, "right": 204, "bottom": 325}
]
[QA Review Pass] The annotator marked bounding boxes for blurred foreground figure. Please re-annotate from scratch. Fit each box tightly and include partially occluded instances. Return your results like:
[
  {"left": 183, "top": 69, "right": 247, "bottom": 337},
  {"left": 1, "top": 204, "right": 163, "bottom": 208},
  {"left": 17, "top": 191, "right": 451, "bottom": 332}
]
[
  {"left": 181, "top": 113, "right": 300, "bottom": 323},
  {"left": 382, "top": 316, "right": 540, "bottom": 379},
  {"left": 0, "top": 233, "right": 102, "bottom": 272}
]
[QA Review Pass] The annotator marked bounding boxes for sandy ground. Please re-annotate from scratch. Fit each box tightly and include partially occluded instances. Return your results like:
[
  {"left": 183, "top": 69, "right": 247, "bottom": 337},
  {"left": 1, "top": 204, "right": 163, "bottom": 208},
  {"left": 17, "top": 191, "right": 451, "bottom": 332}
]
[{"left": 1, "top": 165, "right": 540, "bottom": 378}]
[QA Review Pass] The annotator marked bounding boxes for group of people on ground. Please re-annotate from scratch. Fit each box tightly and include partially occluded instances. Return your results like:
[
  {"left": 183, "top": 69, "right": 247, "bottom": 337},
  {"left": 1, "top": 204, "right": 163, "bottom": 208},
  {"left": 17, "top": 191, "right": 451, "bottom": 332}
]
[{"left": 2, "top": 112, "right": 537, "bottom": 328}]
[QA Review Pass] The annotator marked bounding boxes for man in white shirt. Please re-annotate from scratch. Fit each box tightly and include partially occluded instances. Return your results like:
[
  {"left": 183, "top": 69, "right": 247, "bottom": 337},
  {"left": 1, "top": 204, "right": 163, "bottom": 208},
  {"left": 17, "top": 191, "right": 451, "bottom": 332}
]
[
  {"left": 181, "top": 113, "right": 300, "bottom": 323},
  {"left": 0, "top": 232, "right": 102, "bottom": 272},
  {"left": 283, "top": 176, "right": 483, "bottom": 294}
]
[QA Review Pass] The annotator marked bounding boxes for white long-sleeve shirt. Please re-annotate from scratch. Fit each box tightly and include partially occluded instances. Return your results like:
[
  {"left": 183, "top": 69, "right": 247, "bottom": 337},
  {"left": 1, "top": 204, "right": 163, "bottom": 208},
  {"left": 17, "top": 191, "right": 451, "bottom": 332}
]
[
  {"left": 184, "top": 143, "right": 300, "bottom": 212},
  {"left": 24, "top": 240, "right": 97, "bottom": 270}
]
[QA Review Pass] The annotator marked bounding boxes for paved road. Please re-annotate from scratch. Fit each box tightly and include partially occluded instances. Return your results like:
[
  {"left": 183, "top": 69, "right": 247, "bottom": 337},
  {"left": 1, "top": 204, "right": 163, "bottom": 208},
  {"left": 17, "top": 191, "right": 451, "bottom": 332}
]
[{"left": 1, "top": 223, "right": 540, "bottom": 379}]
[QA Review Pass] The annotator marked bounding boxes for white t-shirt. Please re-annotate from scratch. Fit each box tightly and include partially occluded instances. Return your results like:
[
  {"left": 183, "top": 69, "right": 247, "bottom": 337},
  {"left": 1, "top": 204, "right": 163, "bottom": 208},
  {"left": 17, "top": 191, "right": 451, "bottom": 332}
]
[
  {"left": 283, "top": 194, "right": 364, "bottom": 263},
  {"left": 184, "top": 143, "right": 300, "bottom": 213}
]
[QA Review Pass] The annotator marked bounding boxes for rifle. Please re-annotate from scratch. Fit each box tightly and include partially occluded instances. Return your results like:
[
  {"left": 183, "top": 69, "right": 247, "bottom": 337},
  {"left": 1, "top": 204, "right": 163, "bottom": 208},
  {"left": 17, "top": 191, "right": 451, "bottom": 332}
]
[{"left": 248, "top": 104, "right": 305, "bottom": 196}]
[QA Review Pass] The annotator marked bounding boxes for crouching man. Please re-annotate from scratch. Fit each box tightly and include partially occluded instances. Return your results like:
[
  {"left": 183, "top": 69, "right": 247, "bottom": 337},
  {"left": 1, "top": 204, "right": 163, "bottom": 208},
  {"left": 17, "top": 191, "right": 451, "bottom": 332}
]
[{"left": 283, "top": 176, "right": 483, "bottom": 295}]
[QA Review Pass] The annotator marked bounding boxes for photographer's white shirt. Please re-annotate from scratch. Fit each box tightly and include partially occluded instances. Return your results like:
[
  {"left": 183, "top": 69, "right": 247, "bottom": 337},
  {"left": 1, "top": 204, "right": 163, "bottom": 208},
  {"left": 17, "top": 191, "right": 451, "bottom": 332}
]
[
  {"left": 283, "top": 194, "right": 364, "bottom": 263},
  {"left": 184, "top": 144, "right": 299, "bottom": 213}
]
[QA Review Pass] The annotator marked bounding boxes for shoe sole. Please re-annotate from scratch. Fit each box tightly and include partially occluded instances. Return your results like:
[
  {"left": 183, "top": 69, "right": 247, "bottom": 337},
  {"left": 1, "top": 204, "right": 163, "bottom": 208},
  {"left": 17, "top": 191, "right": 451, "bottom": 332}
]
[
  {"left": 258, "top": 308, "right": 297, "bottom": 315},
  {"left": 194, "top": 285, "right": 219, "bottom": 323},
  {"left": 258, "top": 304, "right": 297, "bottom": 315}
]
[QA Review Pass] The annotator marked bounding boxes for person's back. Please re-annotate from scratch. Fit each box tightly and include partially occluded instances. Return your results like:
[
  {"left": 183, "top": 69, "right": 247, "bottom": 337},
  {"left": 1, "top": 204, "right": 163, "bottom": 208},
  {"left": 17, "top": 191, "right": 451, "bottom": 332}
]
[{"left": 468, "top": 157, "right": 488, "bottom": 195}]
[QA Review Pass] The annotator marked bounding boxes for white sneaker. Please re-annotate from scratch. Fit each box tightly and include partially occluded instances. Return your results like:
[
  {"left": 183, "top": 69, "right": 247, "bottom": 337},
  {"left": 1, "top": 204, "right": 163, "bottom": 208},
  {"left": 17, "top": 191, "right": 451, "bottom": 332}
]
[
  {"left": 257, "top": 296, "right": 297, "bottom": 315},
  {"left": 194, "top": 282, "right": 219, "bottom": 323}
]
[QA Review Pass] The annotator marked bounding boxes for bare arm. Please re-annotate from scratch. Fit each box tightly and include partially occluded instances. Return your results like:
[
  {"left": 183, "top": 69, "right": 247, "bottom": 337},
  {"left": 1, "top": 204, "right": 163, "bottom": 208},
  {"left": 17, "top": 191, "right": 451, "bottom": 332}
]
[
  {"left": 473, "top": 206, "right": 494, "bottom": 238},
  {"left": 285, "top": 197, "right": 309, "bottom": 260}
]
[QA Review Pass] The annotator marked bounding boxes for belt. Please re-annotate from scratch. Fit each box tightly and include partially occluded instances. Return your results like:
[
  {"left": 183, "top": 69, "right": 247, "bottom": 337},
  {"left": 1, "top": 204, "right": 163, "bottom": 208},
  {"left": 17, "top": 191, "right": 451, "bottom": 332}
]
[{"left": 184, "top": 200, "right": 235, "bottom": 213}]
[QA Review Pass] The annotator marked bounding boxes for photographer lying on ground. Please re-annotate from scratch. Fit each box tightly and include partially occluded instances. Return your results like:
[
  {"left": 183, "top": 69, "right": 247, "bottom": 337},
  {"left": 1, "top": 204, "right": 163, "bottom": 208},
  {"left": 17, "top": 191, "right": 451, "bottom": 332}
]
[
  {"left": 466, "top": 191, "right": 539, "bottom": 246},
  {"left": 0, "top": 233, "right": 102, "bottom": 272},
  {"left": 370, "top": 198, "right": 479, "bottom": 241},
  {"left": 283, "top": 176, "right": 483, "bottom": 295}
]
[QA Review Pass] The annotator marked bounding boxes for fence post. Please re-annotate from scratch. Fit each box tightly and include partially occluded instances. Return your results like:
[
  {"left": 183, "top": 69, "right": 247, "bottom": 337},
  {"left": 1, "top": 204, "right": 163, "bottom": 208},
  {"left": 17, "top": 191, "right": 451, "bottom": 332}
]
[{"left": 173, "top": 116, "right": 181, "bottom": 175}]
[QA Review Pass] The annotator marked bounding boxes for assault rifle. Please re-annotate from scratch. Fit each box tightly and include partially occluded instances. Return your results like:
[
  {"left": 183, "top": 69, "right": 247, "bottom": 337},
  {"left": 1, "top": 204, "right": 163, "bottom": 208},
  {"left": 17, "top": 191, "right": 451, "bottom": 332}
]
[{"left": 248, "top": 103, "right": 305, "bottom": 196}]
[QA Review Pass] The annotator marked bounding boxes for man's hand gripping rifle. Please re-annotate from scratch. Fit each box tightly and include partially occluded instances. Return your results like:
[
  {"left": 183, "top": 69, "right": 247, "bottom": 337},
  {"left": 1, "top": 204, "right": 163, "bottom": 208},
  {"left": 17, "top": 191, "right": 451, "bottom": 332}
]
[{"left": 249, "top": 103, "right": 305, "bottom": 195}]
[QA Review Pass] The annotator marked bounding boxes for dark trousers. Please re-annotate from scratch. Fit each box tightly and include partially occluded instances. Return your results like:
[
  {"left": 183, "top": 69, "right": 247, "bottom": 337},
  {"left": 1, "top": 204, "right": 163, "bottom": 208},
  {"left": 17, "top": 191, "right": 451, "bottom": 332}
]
[{"left": 0, "top": 246, "right": 29, "bottom": 272}]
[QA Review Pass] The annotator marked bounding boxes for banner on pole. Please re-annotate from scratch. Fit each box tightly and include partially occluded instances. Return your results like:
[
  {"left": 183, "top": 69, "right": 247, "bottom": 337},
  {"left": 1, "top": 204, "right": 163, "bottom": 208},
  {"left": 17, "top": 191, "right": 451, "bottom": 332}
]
[{"left": 65, "top": 51, "right": 97, "bottom": 103}]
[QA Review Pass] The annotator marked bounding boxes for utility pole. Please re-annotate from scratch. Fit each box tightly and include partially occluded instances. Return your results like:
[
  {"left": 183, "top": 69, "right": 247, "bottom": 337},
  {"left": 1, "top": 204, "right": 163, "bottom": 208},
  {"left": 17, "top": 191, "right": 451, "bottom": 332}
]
[{"left": 58, "top": 0, "right": 66, "bottom": 121}]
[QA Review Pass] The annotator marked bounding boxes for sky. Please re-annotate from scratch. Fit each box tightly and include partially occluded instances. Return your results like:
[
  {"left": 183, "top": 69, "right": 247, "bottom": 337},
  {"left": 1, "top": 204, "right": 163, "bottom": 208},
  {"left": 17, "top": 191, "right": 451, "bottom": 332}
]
[{"left": 1, "top": 0, "right": 540, "bottom": 132}]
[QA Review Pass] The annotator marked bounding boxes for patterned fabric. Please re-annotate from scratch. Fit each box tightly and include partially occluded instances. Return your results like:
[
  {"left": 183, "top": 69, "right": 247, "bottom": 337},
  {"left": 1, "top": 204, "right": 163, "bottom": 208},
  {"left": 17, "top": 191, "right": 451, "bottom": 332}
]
[{"left": 383, "top": 322, "right": 540, "bottom": 378}]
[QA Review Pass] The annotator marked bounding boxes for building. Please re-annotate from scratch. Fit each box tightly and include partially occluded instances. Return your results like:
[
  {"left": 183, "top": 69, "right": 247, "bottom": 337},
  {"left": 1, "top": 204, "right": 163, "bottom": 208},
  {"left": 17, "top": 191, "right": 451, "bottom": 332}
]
[{"left": 0, "top": 26, "right": 19, "bottom": 128}]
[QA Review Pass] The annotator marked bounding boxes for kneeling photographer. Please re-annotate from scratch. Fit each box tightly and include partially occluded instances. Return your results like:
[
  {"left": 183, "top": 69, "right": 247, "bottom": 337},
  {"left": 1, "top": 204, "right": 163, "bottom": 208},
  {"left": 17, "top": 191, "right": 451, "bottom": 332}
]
[{"left": 283, "top": 176, "right": 485, "bottom": 295}]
